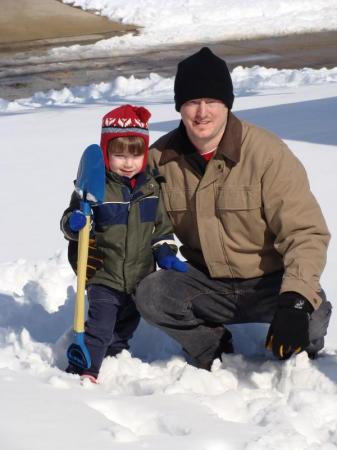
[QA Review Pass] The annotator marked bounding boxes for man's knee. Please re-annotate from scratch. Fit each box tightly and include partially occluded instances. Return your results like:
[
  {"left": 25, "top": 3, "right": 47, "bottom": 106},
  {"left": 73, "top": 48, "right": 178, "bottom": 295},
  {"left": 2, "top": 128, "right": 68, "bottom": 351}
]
[
  {"left": 135, "top": 270, "right": 170, "bottom": 321},
  {"left": 135, "top": 269, "right": 189, "bottom": 323}
]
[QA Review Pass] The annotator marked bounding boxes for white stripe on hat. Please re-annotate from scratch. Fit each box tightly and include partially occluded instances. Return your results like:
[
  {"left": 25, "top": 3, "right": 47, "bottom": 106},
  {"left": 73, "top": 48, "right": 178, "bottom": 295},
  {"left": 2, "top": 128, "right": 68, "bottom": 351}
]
[{"left": 101, "top": 127, "right": 149, "bottom": 136}]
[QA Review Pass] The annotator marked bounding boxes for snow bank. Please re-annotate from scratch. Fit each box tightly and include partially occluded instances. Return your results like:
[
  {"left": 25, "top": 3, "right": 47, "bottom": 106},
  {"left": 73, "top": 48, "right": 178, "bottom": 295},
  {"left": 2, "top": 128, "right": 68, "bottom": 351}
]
[
  {"left": 0, "top": 251, "right": 76, "bottom": 348},
  {"left": 56, "top": 0, "right": 337, "bottom": 61},
  {"left": 1, "top": 66, "right": 337, "bottom": 113},
  {"left": 0, "top": 250, "right": 74, "bottom": 314}
]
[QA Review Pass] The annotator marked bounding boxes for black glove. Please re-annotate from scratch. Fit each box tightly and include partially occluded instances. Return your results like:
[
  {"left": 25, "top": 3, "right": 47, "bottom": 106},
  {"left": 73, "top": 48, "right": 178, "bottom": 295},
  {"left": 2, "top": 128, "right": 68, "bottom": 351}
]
[{"left": 266, "top": 292, "right": 314, "bottom": 360}]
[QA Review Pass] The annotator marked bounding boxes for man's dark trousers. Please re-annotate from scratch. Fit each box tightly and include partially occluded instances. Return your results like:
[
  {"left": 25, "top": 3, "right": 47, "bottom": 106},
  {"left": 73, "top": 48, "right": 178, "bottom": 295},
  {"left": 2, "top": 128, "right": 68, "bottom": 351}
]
[
  {"left": 85, "top": 284, "right": 140, "bottom": 376},
  {"left": 135, "top": 265, "right": 332, "bottom": 368}
]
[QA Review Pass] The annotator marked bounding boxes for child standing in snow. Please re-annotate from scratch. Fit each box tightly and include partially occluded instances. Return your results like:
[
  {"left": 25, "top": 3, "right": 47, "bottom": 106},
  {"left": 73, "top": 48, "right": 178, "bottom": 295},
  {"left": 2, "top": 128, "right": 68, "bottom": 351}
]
[{"left": 61, "top": 104, "right": 187, "bottom": 382}]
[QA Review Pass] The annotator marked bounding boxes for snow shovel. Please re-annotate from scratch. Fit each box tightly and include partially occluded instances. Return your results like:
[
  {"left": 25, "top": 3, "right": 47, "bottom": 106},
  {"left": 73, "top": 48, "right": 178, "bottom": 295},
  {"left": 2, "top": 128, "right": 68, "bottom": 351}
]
[{"left": 67, "top": 144, "right": 105, "bottom": 370}]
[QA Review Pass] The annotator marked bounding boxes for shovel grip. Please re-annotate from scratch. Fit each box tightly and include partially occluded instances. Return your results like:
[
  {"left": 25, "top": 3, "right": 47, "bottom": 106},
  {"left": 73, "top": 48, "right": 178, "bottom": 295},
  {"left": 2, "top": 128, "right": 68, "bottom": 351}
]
[{"left": 74, "top": 202, "right": 91, "bottom": 333}]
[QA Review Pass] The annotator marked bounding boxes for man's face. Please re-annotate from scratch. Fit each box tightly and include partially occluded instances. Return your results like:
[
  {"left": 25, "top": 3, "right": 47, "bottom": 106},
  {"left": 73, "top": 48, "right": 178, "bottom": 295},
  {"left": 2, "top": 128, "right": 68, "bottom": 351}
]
[{"left": 180, "top": 98, "right": 228, "bottom": 150}]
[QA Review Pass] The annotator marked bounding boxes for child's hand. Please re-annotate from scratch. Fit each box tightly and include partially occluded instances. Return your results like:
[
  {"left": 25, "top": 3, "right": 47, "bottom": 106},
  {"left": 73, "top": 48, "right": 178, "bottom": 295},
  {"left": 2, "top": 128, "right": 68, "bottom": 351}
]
[
  {"left": 157, "top": 255, "right": 188, "bottom": 272},
  {"left": 155, "top": 243, "right": 188, "bottom": 272},
  {"left": 69, "top": 210, "right": 86, "bottom": 232}
]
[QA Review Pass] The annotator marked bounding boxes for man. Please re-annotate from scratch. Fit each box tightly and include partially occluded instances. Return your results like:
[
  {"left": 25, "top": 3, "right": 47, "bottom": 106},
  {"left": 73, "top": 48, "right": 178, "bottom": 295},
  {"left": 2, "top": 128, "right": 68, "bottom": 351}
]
[{"left": 135, "top": 47, "right": 332, "bottom": 370}]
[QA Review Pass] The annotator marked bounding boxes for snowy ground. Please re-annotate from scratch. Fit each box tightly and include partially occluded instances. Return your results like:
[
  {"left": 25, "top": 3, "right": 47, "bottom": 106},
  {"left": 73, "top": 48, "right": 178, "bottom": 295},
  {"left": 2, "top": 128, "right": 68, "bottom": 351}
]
[{"left": 0, "top": 66, "right": 337, "bottom": 449}]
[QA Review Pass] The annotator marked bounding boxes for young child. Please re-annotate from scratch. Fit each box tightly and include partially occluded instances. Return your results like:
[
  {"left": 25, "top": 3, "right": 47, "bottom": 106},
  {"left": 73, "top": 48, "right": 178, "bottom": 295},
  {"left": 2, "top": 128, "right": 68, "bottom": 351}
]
[{"left": 60, "top": 104, "right": 187, "bottom": 382}]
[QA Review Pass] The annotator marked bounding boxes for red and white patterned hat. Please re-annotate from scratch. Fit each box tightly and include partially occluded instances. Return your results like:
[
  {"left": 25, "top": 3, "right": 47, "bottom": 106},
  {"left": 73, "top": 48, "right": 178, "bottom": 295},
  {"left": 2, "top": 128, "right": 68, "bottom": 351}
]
[{"left": 100, "top": 104, "right": 151, "bottom": 171}]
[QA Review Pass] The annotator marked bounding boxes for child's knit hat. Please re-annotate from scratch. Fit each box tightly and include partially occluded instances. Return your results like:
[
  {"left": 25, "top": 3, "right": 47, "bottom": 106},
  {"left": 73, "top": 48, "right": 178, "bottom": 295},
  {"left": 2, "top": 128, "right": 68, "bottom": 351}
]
[{"left": 100, "top": 104, "right": 151, "bottom": 171}]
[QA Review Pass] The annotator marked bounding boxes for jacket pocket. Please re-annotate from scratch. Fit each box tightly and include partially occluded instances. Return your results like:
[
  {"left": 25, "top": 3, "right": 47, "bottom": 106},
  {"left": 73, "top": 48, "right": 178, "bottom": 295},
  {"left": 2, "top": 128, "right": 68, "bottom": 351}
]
[
  {"left": 215, "top": 184, "right": 267, "bottom": 250},
  {"left": 216, "top": 184, "right": 262, "bottom": 211},
  {"left": 139, "top": 195, "right": 159, "bottom": 222}
]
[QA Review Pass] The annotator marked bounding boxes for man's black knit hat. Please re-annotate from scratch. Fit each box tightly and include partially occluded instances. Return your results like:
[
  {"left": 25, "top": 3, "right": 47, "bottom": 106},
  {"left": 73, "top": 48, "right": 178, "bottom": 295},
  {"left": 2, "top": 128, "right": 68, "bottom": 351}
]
[{"left": 174, "top": 47, "right": 234, "bottom": 111}]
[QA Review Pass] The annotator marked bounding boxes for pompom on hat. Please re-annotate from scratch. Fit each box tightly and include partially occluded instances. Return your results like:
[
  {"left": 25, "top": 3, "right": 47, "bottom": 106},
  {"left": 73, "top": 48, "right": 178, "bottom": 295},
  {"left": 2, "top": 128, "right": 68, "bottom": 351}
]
[
  {"left": 174, "top": 47, "right": 234, "bottom": 111},
  {"left": 100, "top": 104, "right": 151, "bottom": 171}
]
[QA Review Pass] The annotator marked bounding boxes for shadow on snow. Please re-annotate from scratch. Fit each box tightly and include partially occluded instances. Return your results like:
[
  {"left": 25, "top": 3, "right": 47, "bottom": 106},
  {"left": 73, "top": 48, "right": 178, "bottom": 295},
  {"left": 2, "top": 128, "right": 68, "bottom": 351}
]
[{"left": 150, "top": 97, "right": 337, "bottom": 146}]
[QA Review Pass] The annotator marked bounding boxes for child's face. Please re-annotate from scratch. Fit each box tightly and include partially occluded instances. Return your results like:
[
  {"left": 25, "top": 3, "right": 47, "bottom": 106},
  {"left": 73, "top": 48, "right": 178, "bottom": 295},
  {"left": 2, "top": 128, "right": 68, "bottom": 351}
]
[{"left": 108, "top": 149, "right": 144, "bottom": 178}]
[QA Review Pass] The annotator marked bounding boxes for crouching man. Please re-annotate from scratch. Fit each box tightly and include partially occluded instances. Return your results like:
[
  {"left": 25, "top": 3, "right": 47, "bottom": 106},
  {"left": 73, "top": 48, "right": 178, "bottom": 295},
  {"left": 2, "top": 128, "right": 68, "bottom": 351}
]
[{"left": 135, "top": 47, "right": 332, "bottom": 370}]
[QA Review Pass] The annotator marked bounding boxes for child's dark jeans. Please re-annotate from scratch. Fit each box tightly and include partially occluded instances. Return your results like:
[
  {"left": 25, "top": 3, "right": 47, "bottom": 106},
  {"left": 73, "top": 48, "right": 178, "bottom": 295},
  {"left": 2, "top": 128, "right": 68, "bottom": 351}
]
[{"left": 82, "top": 284, "right": 140, "bottom": 377}]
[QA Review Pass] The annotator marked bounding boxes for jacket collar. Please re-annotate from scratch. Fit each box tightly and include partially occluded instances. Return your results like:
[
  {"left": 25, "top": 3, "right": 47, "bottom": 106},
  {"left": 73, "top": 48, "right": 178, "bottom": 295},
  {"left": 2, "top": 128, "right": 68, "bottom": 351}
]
[
  {"left": 159, "top": 112, "right": 242, "bottom": 165},
  {"left": 106, "top": 168, "right": 153, "bottom": 189}
]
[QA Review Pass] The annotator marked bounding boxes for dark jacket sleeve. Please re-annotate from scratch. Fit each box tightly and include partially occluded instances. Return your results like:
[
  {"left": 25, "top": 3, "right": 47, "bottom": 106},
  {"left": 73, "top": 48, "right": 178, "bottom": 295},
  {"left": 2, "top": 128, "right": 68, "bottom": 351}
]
[
  {"left": 60, "top": 190, "right": 81, "bottom": 241},
  {"left": 151, "top": 189, "right": 178, "bottom": 255},
  {"left": 60, "top": 191, "right": 103, "bottom": 279}
]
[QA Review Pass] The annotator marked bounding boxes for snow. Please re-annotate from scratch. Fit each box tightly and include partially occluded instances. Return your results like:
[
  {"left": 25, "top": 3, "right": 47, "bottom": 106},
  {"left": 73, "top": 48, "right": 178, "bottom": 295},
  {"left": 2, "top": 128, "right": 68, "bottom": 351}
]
[
  {"left": 1, "top": 66, "right": 337, "bottom": 113},
  {"left": 1, "top": 66, "right": 337, "bottom": 449},
  {"left": 3, "top": 0, "right": 337, "bottom": 67},
  {"left": 54, "top": 0, "right": 337, "bottom": 61},
  {"left": 1, "top": 1, "right": 337, "bottom": 448}
]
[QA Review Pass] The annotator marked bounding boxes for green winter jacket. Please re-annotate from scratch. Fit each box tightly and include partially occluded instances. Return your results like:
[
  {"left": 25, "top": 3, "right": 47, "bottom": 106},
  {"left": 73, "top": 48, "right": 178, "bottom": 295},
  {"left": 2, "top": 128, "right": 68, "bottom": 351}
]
[{"left": 61, "top": 168, "right": 176, "bottom": 294}]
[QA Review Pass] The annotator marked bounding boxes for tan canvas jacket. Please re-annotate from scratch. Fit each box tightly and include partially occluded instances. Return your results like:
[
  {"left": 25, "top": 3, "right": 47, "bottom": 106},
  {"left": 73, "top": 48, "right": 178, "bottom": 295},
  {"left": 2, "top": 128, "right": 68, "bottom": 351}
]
[{"left": 149, "top": 113, "right": 330, "bottom": 309}]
